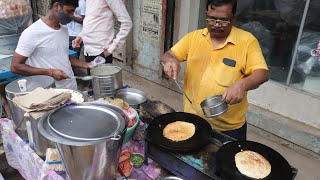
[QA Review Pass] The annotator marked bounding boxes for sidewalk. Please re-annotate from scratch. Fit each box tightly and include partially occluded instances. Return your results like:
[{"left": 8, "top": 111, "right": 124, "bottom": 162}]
[{"left": 122, "top": 70, "right": 320, "bottom": 180}]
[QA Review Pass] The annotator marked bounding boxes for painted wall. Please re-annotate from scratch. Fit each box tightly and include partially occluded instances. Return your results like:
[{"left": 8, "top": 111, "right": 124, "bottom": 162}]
[
  {"left": 127, "top": 0, "right": 164, "bottom": 82},
  {"left": 248, "top": 81, "right": 320, "bottom": 129}
]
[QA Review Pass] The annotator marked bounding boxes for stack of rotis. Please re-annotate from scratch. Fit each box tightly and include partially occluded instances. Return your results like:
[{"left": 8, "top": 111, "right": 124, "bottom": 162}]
[{"left": 13, "top": 87, "right": 71, "bottom": 119}]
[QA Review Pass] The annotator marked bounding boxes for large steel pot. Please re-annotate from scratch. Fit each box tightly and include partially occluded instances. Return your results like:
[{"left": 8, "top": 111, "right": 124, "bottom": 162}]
[
  {"left": 90, "top": 65, "right": 123, "bottom": 100},
  {"left": 29, "top": 89, "right": 85, "bottom": 157},
  {"left": 5, "top": 75, "right": 55, "bottom": 139},
  {"left": 38, "top": 102, "right": 129, "bottom": 180}
]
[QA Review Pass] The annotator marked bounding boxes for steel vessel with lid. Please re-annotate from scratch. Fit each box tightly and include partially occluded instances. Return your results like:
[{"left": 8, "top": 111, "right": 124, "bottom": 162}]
[
  {"left": 38, "top": 102, "right": 129, "bottom": 180},
  {"left": 5, "top": 75, "right": 55, "bottom": 139}
]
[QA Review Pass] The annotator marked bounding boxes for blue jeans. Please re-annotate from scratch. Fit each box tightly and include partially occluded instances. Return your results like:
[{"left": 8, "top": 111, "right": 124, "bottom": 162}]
[{"left": 221, "top": 123, "right": 247, "bottom": 141}]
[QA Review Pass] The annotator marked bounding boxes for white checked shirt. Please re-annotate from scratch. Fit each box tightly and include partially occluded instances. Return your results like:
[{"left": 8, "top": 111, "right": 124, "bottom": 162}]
[{"left": 79, "top": 0, "right": 132, "bottom": 56}]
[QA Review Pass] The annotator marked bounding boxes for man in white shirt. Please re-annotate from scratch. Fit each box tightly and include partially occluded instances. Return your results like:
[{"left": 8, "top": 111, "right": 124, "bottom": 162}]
[
  {"left": 72, "top": 0, "right": 133, "bottom": 65},
  {"left": 11, "top": 0, "right": 92, "bottom": 90},
  {"left": 67, "top": 0, "right": 86, "bottom": 59}
]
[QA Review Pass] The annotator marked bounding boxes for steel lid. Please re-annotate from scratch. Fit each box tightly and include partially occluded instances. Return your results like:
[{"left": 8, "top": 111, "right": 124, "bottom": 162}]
[
  {"left": 5, "top": 75, "right": 55, "bottom": 100},
  {"left": 38, "top": 102, "right": 129, "bottom": 146},
  {"left": 47, "top": 104, "right": 126, "bottom": 141}
]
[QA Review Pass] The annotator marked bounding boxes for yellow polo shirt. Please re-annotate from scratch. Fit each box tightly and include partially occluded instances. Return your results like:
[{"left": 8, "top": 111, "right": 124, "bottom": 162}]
[{"left": 171, "top": 27, "right": 268, "bottom": 131}]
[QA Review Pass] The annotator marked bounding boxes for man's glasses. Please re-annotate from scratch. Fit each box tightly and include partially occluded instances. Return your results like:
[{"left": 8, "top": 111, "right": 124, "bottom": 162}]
[{"left": 206, "top": 18, "right": 231, "bottom": 26}]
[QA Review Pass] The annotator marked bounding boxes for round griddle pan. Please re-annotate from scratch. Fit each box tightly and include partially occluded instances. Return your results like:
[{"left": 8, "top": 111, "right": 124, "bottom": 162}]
[
  {"left": 147, "top": 112, "right": 213, "bottom": 152},
  {"left": 216, "top": 141, "right": 297, "bottom": 180}
]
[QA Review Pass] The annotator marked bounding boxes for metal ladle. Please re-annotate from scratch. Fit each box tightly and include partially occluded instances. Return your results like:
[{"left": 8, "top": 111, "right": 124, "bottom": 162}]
[
  {"left": 74, "top": 76, "right": 93, "bottom": 81},
  {"left": 161, "top": 62, "right": 193, "bottom": 104}
]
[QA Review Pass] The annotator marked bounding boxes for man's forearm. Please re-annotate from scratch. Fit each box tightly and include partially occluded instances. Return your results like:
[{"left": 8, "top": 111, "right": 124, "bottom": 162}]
[
  {"left": 11, "top": 64, "right": 50, "bottom": 76},
  {"left": 71, "top": 16, "right": 84, "bottom": 24},
  {"left": 69, "top": 56, "right": 88, "bottom": 68},
  {"left": 108, "top": 15, "right": 132, "bottom": 53},
  {"left": 239, "top": 69, "right": 269, "bottom": 91}
]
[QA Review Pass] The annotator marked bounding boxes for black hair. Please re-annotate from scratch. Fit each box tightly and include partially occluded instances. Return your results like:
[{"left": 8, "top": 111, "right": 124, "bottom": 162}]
[
  {"left": 206, "top": 0, "right": 237, "bottom": 15},
  {"left": 49, "top": 0, "right": 79, "bottom": 9}
]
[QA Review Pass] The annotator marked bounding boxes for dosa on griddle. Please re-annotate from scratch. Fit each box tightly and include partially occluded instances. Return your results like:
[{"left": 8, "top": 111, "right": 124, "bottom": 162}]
[
  {"left": 235, "top": 150, "right": 271, "bottom": 179},
  {"left": 163, "top": 121, "right": 195, "bottom": 142}
]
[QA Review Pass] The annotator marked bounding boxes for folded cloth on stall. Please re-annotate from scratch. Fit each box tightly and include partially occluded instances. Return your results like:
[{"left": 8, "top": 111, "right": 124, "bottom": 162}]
[{"left": 13, "top": 87, "right": 71, "bottom": 114}]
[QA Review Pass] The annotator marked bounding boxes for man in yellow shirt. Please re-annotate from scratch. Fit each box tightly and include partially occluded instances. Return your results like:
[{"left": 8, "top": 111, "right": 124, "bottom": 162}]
[{"left": 160, "top": 0, "right": 269, "bottom": 140}]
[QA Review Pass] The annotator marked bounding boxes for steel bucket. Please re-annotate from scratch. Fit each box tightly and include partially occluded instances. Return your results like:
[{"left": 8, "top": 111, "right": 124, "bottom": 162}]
[
  {"left": 5, "top": 75, "right": 55, "bottom": 139},
  {"left": 91, "top": 65, "right": 123, "bottom": 100},
  {"left": 56, "top": 136, "right": 123, "bottom": 180},
  {"left": 38, "top": 103, "right": 129, "bottom": 180}
]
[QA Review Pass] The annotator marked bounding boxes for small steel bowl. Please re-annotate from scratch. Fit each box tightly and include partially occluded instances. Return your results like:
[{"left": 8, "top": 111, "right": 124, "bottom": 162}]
[
  {"left": 113, "top": 88, "right": 147, "bottom": 109},
  {"left": 200, "top": 95, "right": 228, "bottom": 118}
]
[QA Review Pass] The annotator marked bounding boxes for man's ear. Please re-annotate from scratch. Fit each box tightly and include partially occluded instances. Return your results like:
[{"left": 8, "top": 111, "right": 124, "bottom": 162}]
[
  {"left": 52, "top": 2, "right": 60, "bottom": 12},
  {"left": 231, "top": 15, "right": 237, "bottom": 24}
]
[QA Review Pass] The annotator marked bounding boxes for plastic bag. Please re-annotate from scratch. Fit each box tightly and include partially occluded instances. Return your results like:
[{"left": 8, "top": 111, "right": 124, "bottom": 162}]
[
  {"left": 294, "top": 31, "right": 320, "bottom": 76},
  {"left": 89, "top": 56, "right": 106, "bottom": 68},
  {"left": 239, "top": 21, "right": 274, "bottom": 64},
  {"left": 0, "top": 0, "right": 32, "bottom": 35},
  {"left": 274, "top": 0, "right": 320, "bottom": 26}
]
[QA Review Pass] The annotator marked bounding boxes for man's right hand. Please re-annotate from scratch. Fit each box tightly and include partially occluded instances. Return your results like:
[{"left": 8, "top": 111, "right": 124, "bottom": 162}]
[
  {"left": 50, "top": 69, "right": 69, "bottom": 80},
  {"left": 161, "top": 51, "right": 181, "bottom": 80},
  {"left": 72, "top": 36, "right": 83, "bottom": 48}
]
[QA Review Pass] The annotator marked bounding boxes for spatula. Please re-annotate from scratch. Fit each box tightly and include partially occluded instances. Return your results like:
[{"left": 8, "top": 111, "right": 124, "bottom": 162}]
[
  {"left": 160, "top": 62, "right": 193, "bottom": 104},
  {"left": 74, "top": 76, "right": 93, "bottom": 81}
]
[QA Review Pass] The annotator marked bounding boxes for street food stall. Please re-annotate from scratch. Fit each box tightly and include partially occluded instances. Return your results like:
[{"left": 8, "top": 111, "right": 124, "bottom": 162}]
[{"left": 0, "top": 62, "right": 299, "bottom": 180}]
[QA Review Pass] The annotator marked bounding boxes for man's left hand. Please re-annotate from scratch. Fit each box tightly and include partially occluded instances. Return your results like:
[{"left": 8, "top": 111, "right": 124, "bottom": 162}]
[{"left": 222, "top": 81, "right": 246, "bottom": 105}]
